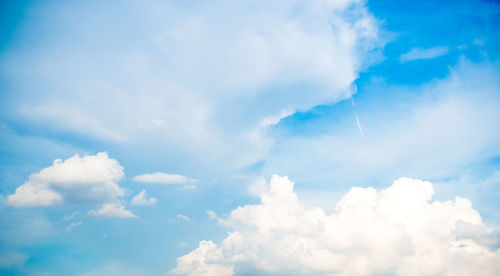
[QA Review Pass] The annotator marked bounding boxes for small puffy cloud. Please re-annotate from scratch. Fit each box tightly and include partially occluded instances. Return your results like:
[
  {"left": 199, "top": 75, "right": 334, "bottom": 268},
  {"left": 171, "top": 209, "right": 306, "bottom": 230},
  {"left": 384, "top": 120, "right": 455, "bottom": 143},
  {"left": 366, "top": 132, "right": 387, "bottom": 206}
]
[
  {"left": 131, "top": 190, "right": 157, "bottom": 206},
  {"left": 89, "top": 203, "right": 137, "bottom": 218},
  {"left": 134, "top": 172, "right": 191, "bottom": 184},
  {"left": 172, "top": 175, "right": 500, "bottom": 276},
  {"left": 177, "top": 214, "right": 191, "bottom": 222},
  {"left": 7, "top": 152, "right": 124, "bottom": 207},
  {"left": 400, "top": 46, "right": 449, "bottom": 62}
]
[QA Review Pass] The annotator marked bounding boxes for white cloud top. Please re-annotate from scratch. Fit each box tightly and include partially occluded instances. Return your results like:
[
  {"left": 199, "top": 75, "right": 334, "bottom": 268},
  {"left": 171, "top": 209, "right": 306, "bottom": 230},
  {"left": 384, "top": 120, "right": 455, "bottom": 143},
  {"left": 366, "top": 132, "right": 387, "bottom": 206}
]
[
  {"left": 131, "top": 190, "right": 157, "bottom": 206},
  {"left": 134, "top": 172, "right": 191, "bottom": 184},
  {"left": 7, "top": 152, "right": 125, "bottom": 207},
  {"left": 172, "top": 175, "right": 500, "bottom": 276}
]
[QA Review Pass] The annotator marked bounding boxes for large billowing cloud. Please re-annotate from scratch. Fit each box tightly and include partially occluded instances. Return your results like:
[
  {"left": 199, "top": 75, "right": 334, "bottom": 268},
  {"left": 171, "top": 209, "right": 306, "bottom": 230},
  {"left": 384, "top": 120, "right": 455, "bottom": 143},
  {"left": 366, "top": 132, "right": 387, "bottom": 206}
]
[
  {"left": 1, "top": 0, "right": 381, "bottom": 172},
  {"left": 171, "top": 175, "right": 500, "bottom": 276},
  {"left": 7, "top": 152, "right": 135, "bottom": 217}
]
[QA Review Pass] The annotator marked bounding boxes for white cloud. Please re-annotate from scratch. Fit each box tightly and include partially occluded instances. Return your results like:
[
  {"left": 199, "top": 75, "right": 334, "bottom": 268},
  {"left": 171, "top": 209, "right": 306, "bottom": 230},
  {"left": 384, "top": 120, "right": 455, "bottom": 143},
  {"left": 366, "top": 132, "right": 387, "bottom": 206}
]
[
  {"left": 172, "top": 175, "right": 500, "bottom": 276},
  {"left": 3, "top": 0, "right": 381, "bottom": 173},
  {"left": 206, "top": 210, "right": 218, "bottom": 220},
  {"left": 171, "top": 240, "right": 233, "bottom": 276},
  {"left": 263, "top": 61, "right": 500, "bottom": 187},
  {"left": 177, "top": 214, "right": 191, "bottom": 222},
  {"left": 131, "top": 190, "right": 157, "bottom": 206},
  {"left": 134, "top": 172, "right": 192, "bottom": 185},
  {"left": 89, "top": 203, "right": 137, "bottom": 218},
  {"left": 7, "top": 152, "right": 125, "bottom": 207},
  {"left": 400, "top": 46, "right": 449, "bottom": 62}
]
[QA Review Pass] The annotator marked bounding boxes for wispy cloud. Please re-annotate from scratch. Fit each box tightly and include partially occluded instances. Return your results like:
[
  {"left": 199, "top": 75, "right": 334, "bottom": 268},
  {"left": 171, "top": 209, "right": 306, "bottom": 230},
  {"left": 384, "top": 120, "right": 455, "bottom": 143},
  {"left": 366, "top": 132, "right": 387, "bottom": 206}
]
[
  {"left": 400, "top": 46, "right": 449, "bottom": 63},
  {"left": 177, "top": 214, "right": 191, "bottom": 222},
  {"left": 134, "top": 172, "right": 192, "bottom": 184}
]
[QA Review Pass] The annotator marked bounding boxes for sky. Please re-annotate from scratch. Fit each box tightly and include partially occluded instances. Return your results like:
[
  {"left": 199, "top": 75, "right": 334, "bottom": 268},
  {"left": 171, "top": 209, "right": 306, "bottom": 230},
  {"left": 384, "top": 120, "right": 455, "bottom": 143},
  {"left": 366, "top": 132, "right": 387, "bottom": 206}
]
[{"left": 0, "top": 0, "right": 499, "bottom": 275}]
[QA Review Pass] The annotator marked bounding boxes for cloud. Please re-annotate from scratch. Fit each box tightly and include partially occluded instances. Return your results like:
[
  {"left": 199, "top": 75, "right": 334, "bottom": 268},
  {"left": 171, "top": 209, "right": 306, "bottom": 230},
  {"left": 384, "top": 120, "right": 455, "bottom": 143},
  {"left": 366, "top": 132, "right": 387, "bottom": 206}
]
[
  {"left": 66, "top": 221, "right": 82, "bottom": 231},
  {"left": 7, "top": 152, "right": 125, "bottom": 207},
  {"left": 1, "top": 0, "right": 382, "bottom": 173},
  {"left": 131, "top": 190, "right": 157, "bottom": 206},
  {"left": 172, "top": 175, "right": 500, "bottom": 276},
  {"left": 263, "top": 61, "right": 500, "bottom": 187},
  {"left": 400, "top": 46, "right": 449, "bottom": 62},
  {"left": 172, "top": 241, "right": 234, "bottom": 276},
  {"left": 134, "top": 172, "right": 192, "bottom": 185},
  {"left": 246, "top": 177, "right": 267, "bottom": 197},
  {"left": 206, "top": 210, "right": 218, "bottom": 220},
  {"left": 88, "top": 203, "right": 137, "bottom": 218},
  {"left": 177, "top": 214, "right": 191, "bottom": 222}
]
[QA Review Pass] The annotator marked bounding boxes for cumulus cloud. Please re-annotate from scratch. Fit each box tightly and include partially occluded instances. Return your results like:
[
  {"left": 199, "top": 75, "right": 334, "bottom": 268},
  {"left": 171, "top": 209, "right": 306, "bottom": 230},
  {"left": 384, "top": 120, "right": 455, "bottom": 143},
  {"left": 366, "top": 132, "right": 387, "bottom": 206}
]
[
  {"left": 400, "top": 46, "right": 449, "bottom": 62},
  {"left": 89, "top": 203, "right": 137, "bottom": 218},
  {"left": 172, "top": 175, "right": 500, "bottom": 276},
  {"left": 7, "top": 152, "right": 125, "bottom": 207},
  {"left": 131, "top": 190, "right": 157, "bottom": 206}
]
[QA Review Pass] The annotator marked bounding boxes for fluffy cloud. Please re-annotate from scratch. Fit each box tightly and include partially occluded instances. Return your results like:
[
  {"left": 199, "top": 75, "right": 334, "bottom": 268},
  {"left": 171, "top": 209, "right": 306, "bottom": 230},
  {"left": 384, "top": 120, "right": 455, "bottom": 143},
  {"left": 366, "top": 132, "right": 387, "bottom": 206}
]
[
  {"left": 131, "top": 190, "right": 157, "bottom": 206},
  {"left": 89, "top": 203, "right": 137, "bottom": 218},
  {"left": 171, "top": 175, "right": 500, "bottom": 276},
  {"left": 7, "top": 152, "right": 124, "bottom": 207}
]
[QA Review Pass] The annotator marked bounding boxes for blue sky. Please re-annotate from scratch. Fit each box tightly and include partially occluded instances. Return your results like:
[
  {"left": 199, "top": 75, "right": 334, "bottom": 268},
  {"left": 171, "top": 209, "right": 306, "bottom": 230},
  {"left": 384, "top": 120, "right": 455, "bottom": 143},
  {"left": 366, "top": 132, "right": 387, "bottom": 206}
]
[{"left": 1, "top": 0, "right": 500, "bottom": 275}]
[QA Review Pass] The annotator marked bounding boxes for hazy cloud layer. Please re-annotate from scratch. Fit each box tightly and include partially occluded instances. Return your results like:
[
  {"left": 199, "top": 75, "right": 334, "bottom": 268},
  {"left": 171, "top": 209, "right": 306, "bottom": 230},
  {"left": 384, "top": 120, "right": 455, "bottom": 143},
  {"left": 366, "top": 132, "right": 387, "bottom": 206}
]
[{"left": 2, "top": 0, "right": 381, "bottom": 172}]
